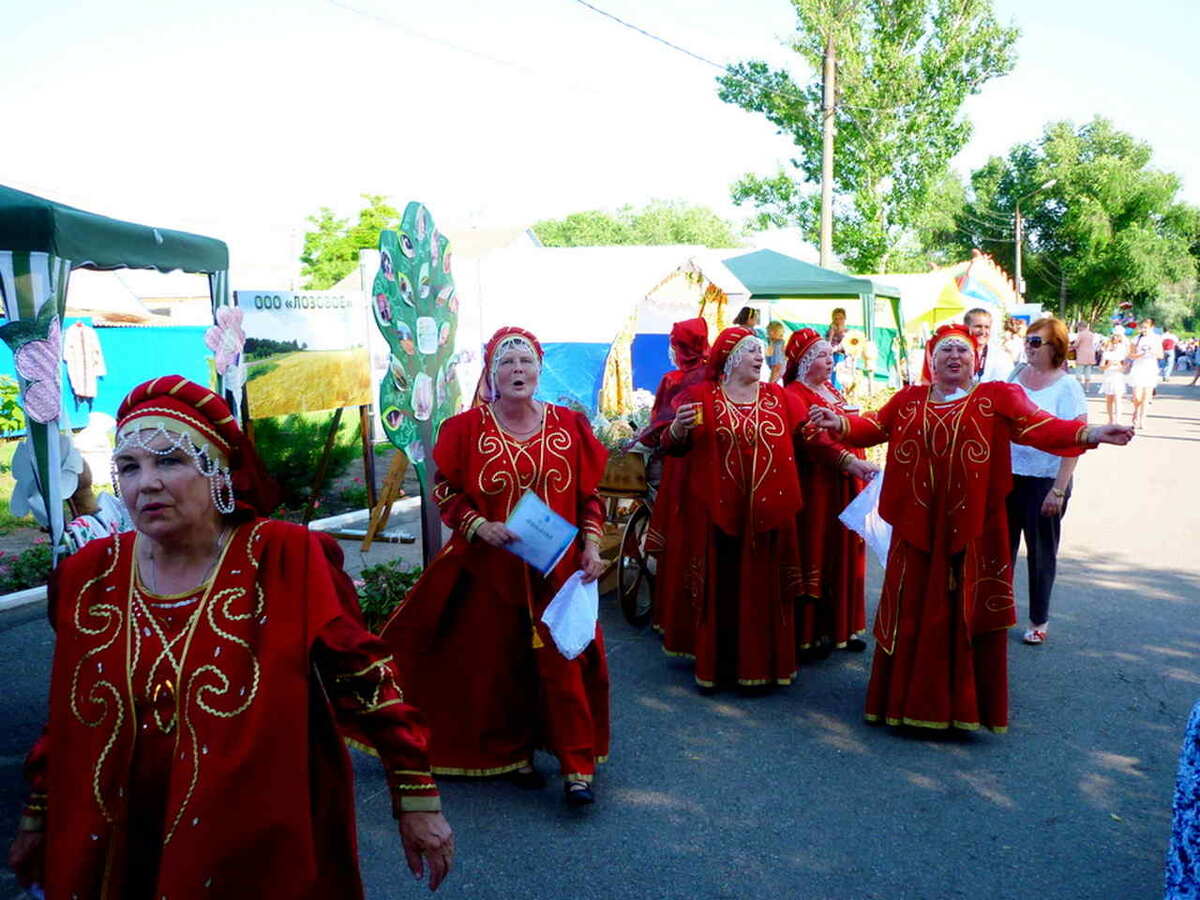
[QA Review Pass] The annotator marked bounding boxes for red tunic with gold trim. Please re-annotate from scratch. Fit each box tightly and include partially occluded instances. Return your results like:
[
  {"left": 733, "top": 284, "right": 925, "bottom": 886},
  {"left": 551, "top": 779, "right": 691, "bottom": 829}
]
[
  {"left": 838, "top": 382, "right": 1094, "bottom": 731},
  {"left": 658, "top": 381, "right": 808, "bottom": 687},
  {"left": 29, "top": 518, "right": 438, "bottom": 900},
  {"left": 381, "top": 403, "right": 610, "bottom": 780},
  {"left": 786, "top": 379, "right": 868, "bottom": 650}
]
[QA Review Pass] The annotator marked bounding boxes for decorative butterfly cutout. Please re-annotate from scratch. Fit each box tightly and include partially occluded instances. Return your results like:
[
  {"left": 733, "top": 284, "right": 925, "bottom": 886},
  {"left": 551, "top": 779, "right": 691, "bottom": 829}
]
[{"left": 14, "top": 316, "right": 62, "bottom": 424}]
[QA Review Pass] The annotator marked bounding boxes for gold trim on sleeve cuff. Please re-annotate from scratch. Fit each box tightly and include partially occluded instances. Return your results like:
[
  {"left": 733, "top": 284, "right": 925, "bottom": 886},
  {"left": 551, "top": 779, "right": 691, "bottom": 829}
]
[{"left": 398, "top": 795, "right": 443, "bottom": 813}]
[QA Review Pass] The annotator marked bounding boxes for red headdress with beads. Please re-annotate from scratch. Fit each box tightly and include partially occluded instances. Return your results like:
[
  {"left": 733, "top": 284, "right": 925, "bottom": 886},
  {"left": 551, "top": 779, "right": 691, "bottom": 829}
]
[
  {"left": 921, "top": 323, "right": 979, "bottom": 384},
  {"left": 706, "top": 326, "right": 757, "bottom": 381},
  {"left": 116, "top": 375, "right": 279, "bottom": 516},
  {"left": 782, "top": 327, "right": 825, "bottom": 386}
]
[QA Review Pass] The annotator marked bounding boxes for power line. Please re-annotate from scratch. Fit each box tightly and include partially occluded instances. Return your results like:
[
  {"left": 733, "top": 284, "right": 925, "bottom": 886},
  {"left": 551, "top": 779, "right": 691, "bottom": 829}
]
[{"left": 568, "top": 0, "right": 914, "bottom": 117}]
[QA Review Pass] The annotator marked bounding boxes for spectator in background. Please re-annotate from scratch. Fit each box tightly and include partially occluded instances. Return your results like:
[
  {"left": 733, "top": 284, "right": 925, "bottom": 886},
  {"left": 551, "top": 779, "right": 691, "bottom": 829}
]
[
  {"left": 1128, "top": 317, "right": 1163, "bottom": 430},
  {"left": 765, "top": 321, "right": 787, "bottom": 383},
  {"left": 1071, "top": 320, "right": 1099, "bottom": 393},
  {"left": 826, "top": 307, "right": 848, "bottom": 388},
  {"left": 1006, "top": 317, "right": 1087, "bottom": 646},
  {"left": 1161, "top": 328, "right": 1179, "bottom": 381},
  {"left": 733, "top": 307, "right": 760, "bottom": 329},
  {"left": 964, "top": 307, "right": 1014, "bottom": 382},
  {"left": 1100, "top": 326, "right": 1130, "bottom": 425},
  {"left": 1003, "top": 316, "right": 1026, "bottom": 368},
  {"left": 1165, "top": 699, "right": 1200, "bottom": 896}
]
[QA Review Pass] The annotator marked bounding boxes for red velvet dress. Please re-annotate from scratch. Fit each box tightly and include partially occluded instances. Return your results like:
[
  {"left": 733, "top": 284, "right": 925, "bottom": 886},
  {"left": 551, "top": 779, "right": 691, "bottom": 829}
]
[
  {"left": 839, "top": 383, "right": 1093, "bottom": 731},
  {"left": 381, "top": 404, "right": 610, "bottom": 781},
  {"left": 786, "top": 379, "right": 868, "bottom": 650},
  {"left": 657, "top": 381, "right": 808, "bottom": 687},
  {"left": 643, "top": 364, "right": 708, "bottom": 647},
  {"left": 28, "top": 519, "right": 438, "bottom": 900}
]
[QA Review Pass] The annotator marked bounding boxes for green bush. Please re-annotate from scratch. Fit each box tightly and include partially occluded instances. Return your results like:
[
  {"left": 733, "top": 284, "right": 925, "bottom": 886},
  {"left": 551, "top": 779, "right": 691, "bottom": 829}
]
[
  {"left": 0, "top": 376, "right": 25, "bottom": 437},
  {"left": 356, "top": 558, "right": 423, "bottom": 632},
  {"left": 253, "top": 411, "right": 361, "bottom": 508},
  {"left": 0, "top": 541, "right": 52, "bottom": 593}
]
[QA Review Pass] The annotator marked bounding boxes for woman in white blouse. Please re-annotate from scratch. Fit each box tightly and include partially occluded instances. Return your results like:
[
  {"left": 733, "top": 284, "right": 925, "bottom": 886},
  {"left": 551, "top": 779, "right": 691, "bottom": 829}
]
[{"left": 1007, "top": 317, "right": 1087, "bottom": 645}]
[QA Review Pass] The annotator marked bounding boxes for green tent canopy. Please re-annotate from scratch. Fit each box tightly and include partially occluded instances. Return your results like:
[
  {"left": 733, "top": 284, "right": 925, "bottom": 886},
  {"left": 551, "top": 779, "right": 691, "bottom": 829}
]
[
  {"left": 722, "top": 248, "right": 906, "bottom": 382},
  {"left": 0, "top": 184, "right": 231, "bottom": 563},
  {"left": 723, "top": 249, "right": 899, "bottom": 301},
  {"left": 0, "top": 184, "right": 228, "bottom": 274}
]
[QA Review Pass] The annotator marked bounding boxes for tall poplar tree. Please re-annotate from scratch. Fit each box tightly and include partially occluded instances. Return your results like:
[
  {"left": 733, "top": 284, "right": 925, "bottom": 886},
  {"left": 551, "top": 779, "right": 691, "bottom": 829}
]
[{"left": 718, "top": 0, "right": 1018, "bottom": 272}]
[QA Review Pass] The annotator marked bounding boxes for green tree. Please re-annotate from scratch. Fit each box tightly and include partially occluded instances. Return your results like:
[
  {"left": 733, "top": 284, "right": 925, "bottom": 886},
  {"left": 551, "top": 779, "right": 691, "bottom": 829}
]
[
  {"left": 718, "top": 0, "right": 1017, "bottom": 272},
  {"left": 300, "top": 194, "right": 401, "bottom": 289},
  {"left": 945, "top": 118, "right": 1199, "bottom": 327},
  {"left": 533, "top": 200, "right": 740, "bottom": 248}
]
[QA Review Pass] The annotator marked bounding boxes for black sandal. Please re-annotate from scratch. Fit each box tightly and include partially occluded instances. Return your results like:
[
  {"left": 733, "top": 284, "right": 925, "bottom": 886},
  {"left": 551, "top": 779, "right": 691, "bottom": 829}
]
[
  {"left": 507, "top": 766, "right": 546, "bottom": 790},
  {"left": 564, "top": 780, "right": 595, "bottom": 807}
]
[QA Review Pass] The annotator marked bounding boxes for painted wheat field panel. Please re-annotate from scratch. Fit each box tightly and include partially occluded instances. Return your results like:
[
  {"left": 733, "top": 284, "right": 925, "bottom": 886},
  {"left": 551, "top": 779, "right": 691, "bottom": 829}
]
[{"left": 245, "top": 348, "right": 372, "bottom": 417}]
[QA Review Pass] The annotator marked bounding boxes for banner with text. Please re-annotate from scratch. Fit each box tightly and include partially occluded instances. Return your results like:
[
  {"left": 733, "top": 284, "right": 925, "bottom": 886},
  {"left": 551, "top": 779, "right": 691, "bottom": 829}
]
[{"left": 234, "top": 290, "right": 372, "bottom": 417}]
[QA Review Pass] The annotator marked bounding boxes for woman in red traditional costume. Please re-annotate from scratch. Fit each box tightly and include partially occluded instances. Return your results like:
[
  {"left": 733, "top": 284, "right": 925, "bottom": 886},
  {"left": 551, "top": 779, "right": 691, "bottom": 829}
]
[
  {"left": 657, "top": 326, "right": 812, "bottom": 689},
  {"left": 809, "top": 326, "right": 1133, "bottom": 732},
  {"left": 642, "top": 317, "right": 708, "bottom": 648},
  {"left": 9, "top": 376, "right": 453, "bottom": 899},
  {"left": 381, "top": 327, "right": 610, "bottom": 806},
  {"left": 783, "top": 328, "right": 878, "bottom": 657}
]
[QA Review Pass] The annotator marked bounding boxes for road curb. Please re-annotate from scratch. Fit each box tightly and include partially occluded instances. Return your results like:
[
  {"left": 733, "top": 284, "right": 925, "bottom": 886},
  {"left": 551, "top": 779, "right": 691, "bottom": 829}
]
[{"left": 0, "top": 584, "right": 47, "bottom": 614}]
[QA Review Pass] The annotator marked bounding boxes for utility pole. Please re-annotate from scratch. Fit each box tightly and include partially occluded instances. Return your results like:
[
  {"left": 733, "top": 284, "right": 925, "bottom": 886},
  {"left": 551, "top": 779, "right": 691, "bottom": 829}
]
[
  {"left": 1059, "top": 271, "right": 1067, "bottom": 319},
  {"left": 1012, "top": 179, "right": 1056, "bottom": 306},
  {"left": 819, "top": 32, "right": 836, "bottom": 268},
  {"left": 1013, "top": 206, "right": 1024, "bottom": 301}
]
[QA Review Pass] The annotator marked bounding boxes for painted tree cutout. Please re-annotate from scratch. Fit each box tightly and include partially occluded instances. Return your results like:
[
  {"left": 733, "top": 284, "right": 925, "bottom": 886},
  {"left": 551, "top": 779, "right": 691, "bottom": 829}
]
[{"left": 371, "top": 202, "right": 462, "bottom": 561}]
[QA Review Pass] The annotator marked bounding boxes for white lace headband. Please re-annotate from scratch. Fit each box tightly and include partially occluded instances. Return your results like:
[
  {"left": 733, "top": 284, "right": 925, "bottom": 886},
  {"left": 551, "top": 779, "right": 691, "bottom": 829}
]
[
  {"left": 113, "top": 426, "right": 236, "bottom": 515},
  {"left": 796, "top": 340, "right": 832, "bottom": 384}
]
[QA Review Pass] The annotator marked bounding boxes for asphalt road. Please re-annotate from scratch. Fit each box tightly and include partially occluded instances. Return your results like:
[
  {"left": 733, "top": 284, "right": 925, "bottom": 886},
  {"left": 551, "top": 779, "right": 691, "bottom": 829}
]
[{"left": 2, "top": 380, "right": 1197, "bottom": 899}]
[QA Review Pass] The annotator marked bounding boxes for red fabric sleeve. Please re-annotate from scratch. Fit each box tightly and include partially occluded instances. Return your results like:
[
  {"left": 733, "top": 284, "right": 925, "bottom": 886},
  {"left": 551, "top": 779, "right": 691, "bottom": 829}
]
[
  {"left": 786, "top": 384, "right": 859, "bottom": 471},
  {"left": 313, "top": 616, "right": 440, "bottom": 816},
  {"left": 430, "top": 412, "right": 487, "bottom": 540},
  {"left": 992, "top": 382, "right": 1091, "bottom": 456},
  {"left": 19, "top": 729, "right": 48, "bottom": 826},
  {"left": 572, "top": 409, "right": 609, "bottom": 544}
]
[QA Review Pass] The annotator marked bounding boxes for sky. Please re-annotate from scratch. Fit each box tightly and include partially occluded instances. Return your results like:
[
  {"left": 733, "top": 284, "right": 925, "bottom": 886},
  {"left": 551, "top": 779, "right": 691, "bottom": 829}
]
[{"left": 3, "top": 0, "right": 1197, "bottom": 287}]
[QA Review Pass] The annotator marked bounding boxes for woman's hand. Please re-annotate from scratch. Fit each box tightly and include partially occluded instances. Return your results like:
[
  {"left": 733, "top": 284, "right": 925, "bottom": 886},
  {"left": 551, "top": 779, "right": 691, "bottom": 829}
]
[
  {"left": 808, "top": 406, "right": 841, "bottom": 431},
  {"left": 669, "top": 402, "right": 702, "bottom": 438},
  {"left": 398, "top": 811, "right": 454, "bottom": 892},
  {"left": 846, "top": 458, "right": 880, "bottom": 482},
  {"left": 476, "top": 521, "right": 518, "bottom": 548},
  {"left": 8, "top": 829, "right": 44, "bottom": 889},
  {"left": 1040, "top": 489, "right": 1065, "bottom": 517},
  {"left": 580, "top": 541, "right": 606, "bottom": 584},
  {"left": 1088, "top": 424, "right": 1135, "bottom": 445}
]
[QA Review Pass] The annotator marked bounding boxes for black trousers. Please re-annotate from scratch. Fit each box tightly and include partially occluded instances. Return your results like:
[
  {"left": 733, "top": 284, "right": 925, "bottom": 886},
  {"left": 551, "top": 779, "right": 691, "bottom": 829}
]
[{"left": 1007, "top": 474, "right": 1070, "bottom": 627}]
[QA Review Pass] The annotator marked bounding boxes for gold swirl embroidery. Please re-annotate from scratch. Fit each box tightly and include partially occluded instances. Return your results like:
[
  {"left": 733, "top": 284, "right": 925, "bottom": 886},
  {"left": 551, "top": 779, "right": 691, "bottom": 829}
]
[
  {"left": 68, "top": 537, "right": 126, "bottom": 823},
  {"left": 541, "top": 410, "right": 575, "bottom": 498},
  {"left": 163, "top": 527, "right": 254, "bottom": 845},
  {"left": 751, "top": 391, "right": 784, "bottom": 496}
]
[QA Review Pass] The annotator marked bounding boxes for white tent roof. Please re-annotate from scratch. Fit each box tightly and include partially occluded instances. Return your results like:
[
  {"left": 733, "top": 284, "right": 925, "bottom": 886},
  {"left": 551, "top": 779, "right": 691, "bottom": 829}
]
[{"left": 458, "top": 244, "right": 714, "bottom": 344}]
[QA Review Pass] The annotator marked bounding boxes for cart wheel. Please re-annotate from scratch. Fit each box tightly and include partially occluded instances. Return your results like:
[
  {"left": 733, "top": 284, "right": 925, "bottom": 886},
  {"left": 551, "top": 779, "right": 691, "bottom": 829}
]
[{"left": 618, "top": 502, "right": 654, "bottom": 627}]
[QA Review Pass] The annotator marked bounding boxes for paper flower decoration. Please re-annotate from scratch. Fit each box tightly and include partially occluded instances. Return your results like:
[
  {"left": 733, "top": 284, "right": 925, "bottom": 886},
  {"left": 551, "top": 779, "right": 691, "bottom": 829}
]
[
  {"left": 204, "top": 306, "right": 246, "bottom": 376},
  {"left": 843, "top": 330, "right": 866, "bottom": 359}
]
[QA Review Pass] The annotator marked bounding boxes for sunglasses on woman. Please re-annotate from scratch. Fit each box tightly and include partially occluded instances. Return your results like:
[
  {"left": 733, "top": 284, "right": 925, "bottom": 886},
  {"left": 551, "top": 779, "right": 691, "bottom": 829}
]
[{"left": 1025, "top": 336, "right": 1046, "bottom": 348}]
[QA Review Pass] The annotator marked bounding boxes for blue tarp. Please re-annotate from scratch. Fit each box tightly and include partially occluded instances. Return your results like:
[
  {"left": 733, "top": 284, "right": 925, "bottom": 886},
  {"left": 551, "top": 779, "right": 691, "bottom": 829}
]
[
  {"left": 535, "top": 342, "right": 611, "bottom": 414},
  {"left": 631, "top": 334, "right": 671, "bottom": 393},
  {"left": 1, "top": 319, "right": 211, "bottom": 433}
]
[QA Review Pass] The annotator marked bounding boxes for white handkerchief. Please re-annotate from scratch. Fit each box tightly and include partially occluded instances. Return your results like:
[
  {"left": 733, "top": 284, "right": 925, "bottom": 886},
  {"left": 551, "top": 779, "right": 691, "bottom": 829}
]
[
  {"left": 540, "top": 570, "right": 598, "bottom": 660},
  {"left": 838, "top": 470, "right": 892, "bottom": 567}
]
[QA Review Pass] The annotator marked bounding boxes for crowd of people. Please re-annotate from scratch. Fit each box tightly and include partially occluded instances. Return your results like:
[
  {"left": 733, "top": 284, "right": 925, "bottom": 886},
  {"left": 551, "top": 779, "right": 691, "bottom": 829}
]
[
  {"left": 8, "top": 306, "right": 1178, "bottom": 897},
  {"left": 640, "top": 308, "right": 1132, "bottom": 736}
]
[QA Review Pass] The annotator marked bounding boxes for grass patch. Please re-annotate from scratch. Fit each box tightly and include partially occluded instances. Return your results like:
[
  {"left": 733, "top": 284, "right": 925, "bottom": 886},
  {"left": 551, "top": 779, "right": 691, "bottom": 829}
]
[{"left": 0, "top": 440, "right": 35, "bottom": 534}]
